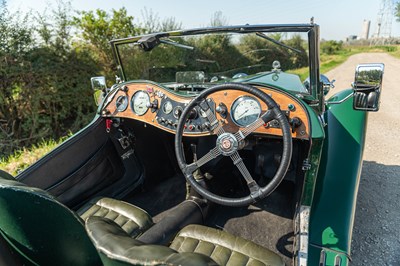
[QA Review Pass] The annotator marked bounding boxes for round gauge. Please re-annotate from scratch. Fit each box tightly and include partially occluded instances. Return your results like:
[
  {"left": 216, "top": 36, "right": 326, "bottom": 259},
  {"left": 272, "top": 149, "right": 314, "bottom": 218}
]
[
  {"left": 231, "top": 96, "right": 261, "bottom": 127},
  {"left": 131, "top": 91, "right": 150, "bottom": 116},
  {"left": 162, "top": 101, "right": 173, "bottom": 114},
  {"left": 115, "top": 95, "right": 128, "bottom": 112},
  {"left": 173, "top": 106, "right": 183, "bottom": 119}
]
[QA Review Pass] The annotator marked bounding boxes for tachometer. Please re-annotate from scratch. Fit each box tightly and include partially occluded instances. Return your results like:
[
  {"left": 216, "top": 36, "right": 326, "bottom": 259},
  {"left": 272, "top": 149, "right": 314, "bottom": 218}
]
[
  {"left": 131, "top": 91, "right": 150, "bottom": 116},
  {"left": 231, "top": 96, "right": 261, "bottom": 127}
]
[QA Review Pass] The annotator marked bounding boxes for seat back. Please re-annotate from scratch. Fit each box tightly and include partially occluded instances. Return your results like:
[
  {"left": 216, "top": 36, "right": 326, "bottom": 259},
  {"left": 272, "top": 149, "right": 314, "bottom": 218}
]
[
  {"left": 86, "top": 216, "right": 217, "bottom": 266},
  {"left": 0, "top": 177, "right": 100, "bottom": 266}
]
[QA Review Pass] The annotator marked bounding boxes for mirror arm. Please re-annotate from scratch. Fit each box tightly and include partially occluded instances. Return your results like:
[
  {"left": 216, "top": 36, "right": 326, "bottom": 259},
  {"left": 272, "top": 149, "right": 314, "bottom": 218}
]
[{"left": 327, "top": 92, "right": 354, "bottom": 105}]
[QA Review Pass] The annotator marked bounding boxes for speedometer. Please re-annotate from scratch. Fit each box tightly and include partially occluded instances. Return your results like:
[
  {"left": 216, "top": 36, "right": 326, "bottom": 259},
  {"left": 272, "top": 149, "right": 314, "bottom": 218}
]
[
  {"left": 131, "top": 91, "right": 150, "bottom": 116},
  {"left": 231, "top": 96, "right": 261, "bottom": 127}
]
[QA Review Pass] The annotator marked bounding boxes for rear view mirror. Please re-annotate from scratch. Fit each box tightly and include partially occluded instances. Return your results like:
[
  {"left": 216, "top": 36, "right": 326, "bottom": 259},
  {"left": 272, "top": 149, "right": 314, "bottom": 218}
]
[
  {"left": 353, "top": 63, "right": 384, "bottom": 111},
  {"left": 91, "top": 76, "right": 107, "bottom": 106},
  {"left": 91, "top": 76, "right": 107, "bottom": 91}
]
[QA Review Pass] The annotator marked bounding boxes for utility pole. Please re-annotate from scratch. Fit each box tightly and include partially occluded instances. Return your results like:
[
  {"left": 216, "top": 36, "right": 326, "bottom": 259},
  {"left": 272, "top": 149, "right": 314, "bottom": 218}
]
[{"left": 373, "top": 0, "right": 395, "bottom": 44}]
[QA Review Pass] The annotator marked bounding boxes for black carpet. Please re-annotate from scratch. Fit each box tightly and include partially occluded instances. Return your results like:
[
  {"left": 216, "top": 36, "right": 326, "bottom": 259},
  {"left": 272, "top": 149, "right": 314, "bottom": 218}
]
[{"left": 124, "top": 176, "right": 294, "bottom": 265}]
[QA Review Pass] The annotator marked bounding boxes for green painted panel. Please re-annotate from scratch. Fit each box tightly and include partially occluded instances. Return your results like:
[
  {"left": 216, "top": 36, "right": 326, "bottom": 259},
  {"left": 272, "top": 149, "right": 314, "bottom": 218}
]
[
  {"left": 0, "top": 179, "right": 100, "bottom": 265},
  {"left": 309, "top": 89, "right": 367, "bottom": 261}
]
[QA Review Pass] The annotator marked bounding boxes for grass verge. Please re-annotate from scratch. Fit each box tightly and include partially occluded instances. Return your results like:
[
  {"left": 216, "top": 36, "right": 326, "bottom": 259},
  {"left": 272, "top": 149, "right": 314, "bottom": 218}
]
[
  {"left": 289, "top": 45, "right": 400, "bottom": 80},
  {"left": 0, "top": 136, "right": 69, "bottom": 176}
]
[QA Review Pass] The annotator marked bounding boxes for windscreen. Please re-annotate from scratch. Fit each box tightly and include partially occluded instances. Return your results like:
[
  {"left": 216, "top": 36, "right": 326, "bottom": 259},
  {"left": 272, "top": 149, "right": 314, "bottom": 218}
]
[{"left": 116, "top": 32, "right": 310, "bottom": 93}]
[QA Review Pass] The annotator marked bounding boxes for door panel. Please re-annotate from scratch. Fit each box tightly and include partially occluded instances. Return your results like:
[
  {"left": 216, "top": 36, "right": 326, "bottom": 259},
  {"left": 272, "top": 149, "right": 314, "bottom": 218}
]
[{"left": 17, "top": 117, "right": 142, "bottom": 207}]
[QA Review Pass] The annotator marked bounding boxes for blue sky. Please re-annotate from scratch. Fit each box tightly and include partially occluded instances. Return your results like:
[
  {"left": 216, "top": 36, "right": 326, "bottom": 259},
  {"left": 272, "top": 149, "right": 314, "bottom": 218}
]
[{"left": 8, "top": 0, "right": 400, "bottom": 40}]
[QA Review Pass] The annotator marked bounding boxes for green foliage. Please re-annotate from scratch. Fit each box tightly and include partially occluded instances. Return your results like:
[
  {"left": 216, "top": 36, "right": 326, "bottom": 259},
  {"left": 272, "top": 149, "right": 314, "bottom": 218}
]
[
  {"left": 73, "top": 7, "right": 142, "bottom": 72},
  {"left": 321, "top": 40, "right": 343, "bottom": 55},
  {"left": 0, "top": 1, "right": 98, "bottom": 157},
  {"left": 396, "top": 2, "right": 400, "bottom": 22}
]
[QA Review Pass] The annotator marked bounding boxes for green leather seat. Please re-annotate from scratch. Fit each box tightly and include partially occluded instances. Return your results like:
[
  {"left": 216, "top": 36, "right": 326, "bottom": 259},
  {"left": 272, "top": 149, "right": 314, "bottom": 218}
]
[
  {"left": 0, "top": 177, "right": 153, "bottom": 265},
  {"left": 86, "top": 216, "right": 285, "bottom": 266},
  {"left": 79, "top": 197, "right": 153, "bottom": 238}
]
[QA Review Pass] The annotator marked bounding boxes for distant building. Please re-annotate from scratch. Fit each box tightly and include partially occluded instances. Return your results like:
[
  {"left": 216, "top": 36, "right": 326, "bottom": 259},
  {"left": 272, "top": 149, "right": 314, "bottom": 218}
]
[
  {"left": 346, "top": 35, "right": 358, "bottom": 42},
  {"left": 361, "top": 20, "right": 371, "bottom": 40}
]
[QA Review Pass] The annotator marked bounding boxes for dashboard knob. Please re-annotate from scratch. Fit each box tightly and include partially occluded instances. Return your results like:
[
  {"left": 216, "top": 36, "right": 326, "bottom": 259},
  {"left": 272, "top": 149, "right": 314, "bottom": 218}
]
[
  {"left": 202, "top": 122, "right": 211, "bottom": 130},
  {"left": 188, "top": 109, "right": 198, "bottom": 120},
  {"left": 216, "top": 103, "right": 228, "bottom": 118}
]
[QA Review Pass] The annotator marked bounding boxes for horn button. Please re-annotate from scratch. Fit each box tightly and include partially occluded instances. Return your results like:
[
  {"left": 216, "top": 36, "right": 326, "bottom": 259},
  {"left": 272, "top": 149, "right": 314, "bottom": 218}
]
[{"left": 217, "top": 133, "right": 239, "bottom": 156}]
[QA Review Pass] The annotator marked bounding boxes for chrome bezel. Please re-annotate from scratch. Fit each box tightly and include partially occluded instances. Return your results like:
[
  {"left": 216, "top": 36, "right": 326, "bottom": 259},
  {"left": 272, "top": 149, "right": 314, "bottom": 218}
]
[
  {"left": 115, "top": 95, "right": 128, "bottom": 112},
  {"left": 162, "top": 100, "right": 173, "bottom": 114},
  {"left": 173, "top": 106, "right": 183, "bottom": 119},
  {"left": 130, "top": 90, "right": 150, "bottom": 116},
  {"left": 230, "top": 95, "right": 261, "bottom": 127}
]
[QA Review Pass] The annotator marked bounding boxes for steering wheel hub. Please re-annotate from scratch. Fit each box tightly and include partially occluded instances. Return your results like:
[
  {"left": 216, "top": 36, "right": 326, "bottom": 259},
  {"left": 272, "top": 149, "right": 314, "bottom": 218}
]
[{"left": 217, "top": 133, "right": 238, "bottom": 156}]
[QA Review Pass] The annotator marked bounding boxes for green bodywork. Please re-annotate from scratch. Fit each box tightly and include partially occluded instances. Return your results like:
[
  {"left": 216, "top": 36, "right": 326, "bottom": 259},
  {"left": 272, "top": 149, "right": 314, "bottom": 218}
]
[
  {"left": 0, "top": 178, "right": 100, "bottom": 266},
  {"left": 308, "top": 89, "right": 368, "bottom": 265}
]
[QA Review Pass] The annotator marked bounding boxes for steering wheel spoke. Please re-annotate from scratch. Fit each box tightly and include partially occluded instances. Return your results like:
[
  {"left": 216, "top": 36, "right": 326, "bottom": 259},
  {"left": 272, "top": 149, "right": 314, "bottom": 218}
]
[
  {"left": 235, "top": 110, "right": 274, "bottom": 141},
  {"left": 196, "top": 146, "right": 222, "bottom": 168},
  {"left": 230, "top": 151, "right": 260, "bottom": 193}
]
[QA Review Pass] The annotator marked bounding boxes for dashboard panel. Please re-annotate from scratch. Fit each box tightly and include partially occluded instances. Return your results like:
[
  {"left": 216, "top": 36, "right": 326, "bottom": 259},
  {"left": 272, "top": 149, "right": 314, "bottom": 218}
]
[{"left": 101, "top": 82, "right": 310, "bottom": 139}]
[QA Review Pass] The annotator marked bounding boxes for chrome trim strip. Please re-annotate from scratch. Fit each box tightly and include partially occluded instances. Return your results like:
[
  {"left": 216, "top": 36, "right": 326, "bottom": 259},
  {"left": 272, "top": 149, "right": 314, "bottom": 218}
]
[
  {"left": 296, "top": 205, "right": 310, "bottom": 266},
  {"left": 319, "top": 249, "right": 326, "bottom": 266},
  {"left": 327, "top": 92, "right": 353, "bottom": 105}
]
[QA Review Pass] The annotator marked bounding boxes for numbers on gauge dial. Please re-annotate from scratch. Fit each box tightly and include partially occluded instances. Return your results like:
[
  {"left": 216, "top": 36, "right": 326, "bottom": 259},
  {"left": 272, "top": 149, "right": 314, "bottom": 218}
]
[
  {"left": 231, "top": 96, "right": 261, "bottom": 127},
  {"left": 162, "top": 101, "right": 173, "bottom": 114},
  {"left": 131, "top": 91, "right": 150, "bottom": 116}
]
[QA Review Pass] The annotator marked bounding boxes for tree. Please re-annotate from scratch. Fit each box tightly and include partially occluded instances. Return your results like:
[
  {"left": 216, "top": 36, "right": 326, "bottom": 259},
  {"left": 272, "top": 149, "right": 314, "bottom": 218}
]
[
  {"left": 141, "top": 8, "right": 182, "bottom": 33},
  {"left": 73, "top": 7, "right": 142, "bottom": 70},
  {"left": 396, "top": 2, "right": 400, "bottom": 22},
  {"left": 210, "top": 11, "right": 228, "bottom": 27}
]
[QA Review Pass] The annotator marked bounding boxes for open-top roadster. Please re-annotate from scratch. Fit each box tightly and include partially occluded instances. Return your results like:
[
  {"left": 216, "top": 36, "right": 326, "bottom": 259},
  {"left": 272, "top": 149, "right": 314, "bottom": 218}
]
[{"left": 0, "top": 23, "right": 384, "bottom": 265}]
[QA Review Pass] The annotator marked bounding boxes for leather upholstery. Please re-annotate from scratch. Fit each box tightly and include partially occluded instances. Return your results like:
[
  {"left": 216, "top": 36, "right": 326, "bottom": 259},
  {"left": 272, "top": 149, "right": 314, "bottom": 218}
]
[
  {"left": 170, "top": 224, "right": 285, "bottom": 266},
  {"left": 79, "top": 197, "right": 153, "bottom": 238},
  {"left": 86, "top": 216, "right": 217, "bottom": 266},
  {"left": 86, "top": 217, "right": 284, "bottom": 266}
]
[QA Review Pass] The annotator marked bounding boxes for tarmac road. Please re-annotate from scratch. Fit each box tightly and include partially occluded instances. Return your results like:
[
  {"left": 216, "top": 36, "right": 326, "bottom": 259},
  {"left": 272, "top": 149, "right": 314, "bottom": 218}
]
[{"left": 325, "top": 53, "right": 400, "bottom": 265}]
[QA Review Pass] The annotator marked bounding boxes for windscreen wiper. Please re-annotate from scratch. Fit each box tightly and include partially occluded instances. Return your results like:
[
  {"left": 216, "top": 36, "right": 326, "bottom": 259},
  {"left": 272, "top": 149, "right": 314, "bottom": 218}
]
[
  {"left": 255, "top": 32, "right": 302, "bottom": 54},
  {"left": 137, "top": 35, "right": 194, "bottom": 51}
]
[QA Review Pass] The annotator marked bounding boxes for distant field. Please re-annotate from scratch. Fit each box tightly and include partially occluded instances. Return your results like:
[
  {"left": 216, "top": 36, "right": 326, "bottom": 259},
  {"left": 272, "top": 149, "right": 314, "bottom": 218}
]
[
  {"left": 289, "top": 45, "right": 400, "bottom": 80},
  {"left": 1, "top": 45, "right": 399, "bottom": 176}
]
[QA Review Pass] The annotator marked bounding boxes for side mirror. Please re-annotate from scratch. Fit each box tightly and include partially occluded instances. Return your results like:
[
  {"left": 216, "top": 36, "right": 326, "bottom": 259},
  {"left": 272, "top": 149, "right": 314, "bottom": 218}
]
[
  {"left": 353, "top": 63, "right": 384, "bottom": 111},
  {"left": 91, "top": 76, "right": 107, "bottom": 106},
  {"left": 320, "top": 74, "right": 335, "bottom": 96}
]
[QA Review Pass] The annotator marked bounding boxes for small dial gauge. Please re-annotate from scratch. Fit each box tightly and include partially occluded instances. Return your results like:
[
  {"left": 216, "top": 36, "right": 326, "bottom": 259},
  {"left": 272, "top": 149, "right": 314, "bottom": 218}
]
[
  {"left": 162, "top": 101, "right": 173, "bottom": 114},
  {"left": 173, "top": 106, "right": 183, "bottom": 119},
  {"left": 231, "top": 96, "right": 262, "bottom": 127},
  {"left": 115, "top": 95, "right": 128, "bottom": 112},
  {"left": 131, "top": 91, "right": 150, "bottom": 116}
]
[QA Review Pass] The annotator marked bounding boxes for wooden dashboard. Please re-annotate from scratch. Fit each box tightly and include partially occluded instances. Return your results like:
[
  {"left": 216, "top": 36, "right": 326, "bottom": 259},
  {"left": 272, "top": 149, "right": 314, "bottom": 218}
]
[{"left": 101, "top": 82, "right": 310, "bottom": 139}]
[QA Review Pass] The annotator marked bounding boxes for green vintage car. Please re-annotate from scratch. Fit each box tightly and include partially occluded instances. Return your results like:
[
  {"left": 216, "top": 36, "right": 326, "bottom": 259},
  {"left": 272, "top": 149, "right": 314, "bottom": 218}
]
[{"left": 0, "top": 23, "right": 384, "bottom": 266}]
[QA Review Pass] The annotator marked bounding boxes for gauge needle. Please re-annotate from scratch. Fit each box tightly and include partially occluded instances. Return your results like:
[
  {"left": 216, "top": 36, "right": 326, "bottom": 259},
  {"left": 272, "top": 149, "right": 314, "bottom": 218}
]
[{"left": 236, "top": 109, "right": 249, "bottom": 120}]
